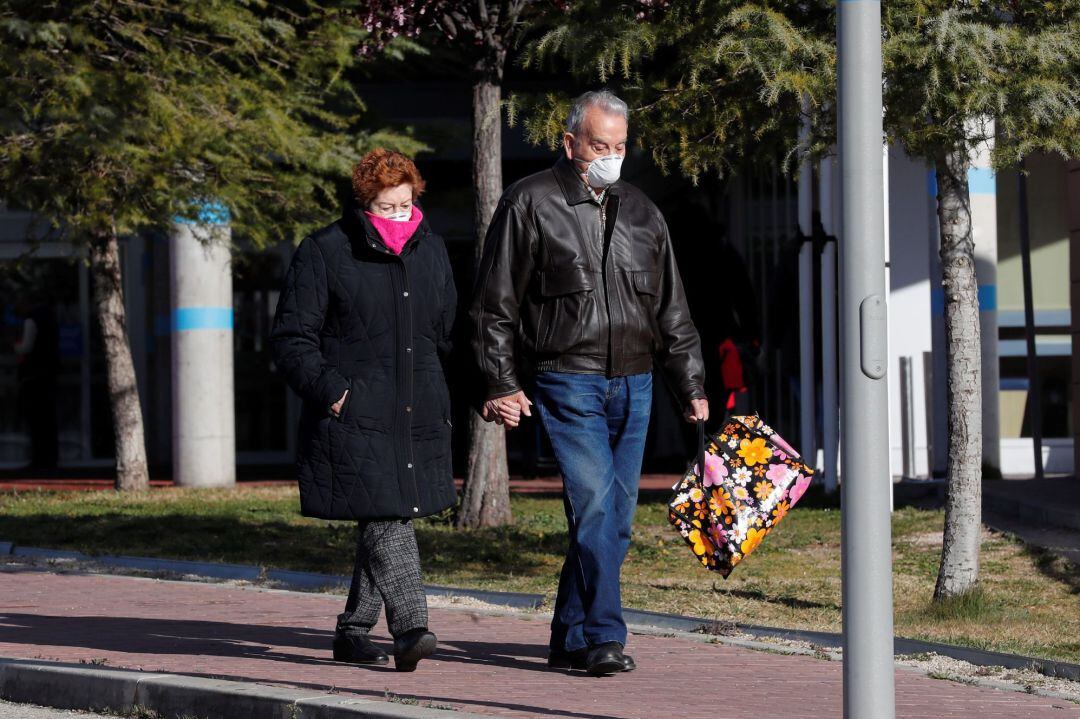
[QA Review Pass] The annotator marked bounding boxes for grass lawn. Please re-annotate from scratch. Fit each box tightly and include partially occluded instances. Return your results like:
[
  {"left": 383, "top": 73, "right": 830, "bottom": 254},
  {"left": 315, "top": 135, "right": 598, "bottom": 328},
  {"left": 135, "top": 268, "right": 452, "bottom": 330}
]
[{"left": 0, "top": 485, "right": 1077, "bottom": 664}]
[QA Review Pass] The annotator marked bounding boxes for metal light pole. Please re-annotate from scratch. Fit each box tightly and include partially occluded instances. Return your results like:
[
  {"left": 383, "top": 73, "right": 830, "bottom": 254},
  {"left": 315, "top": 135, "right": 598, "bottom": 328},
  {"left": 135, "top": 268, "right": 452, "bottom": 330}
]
[
  {"left": 1017, "top": 164, "right": 1045, "bottom": 480},
  {"left": 798, "top": 96, "right": 817, "bottom": 468},
  {"left": 837, "top": 0, "right": 895, "bottom": 716}
]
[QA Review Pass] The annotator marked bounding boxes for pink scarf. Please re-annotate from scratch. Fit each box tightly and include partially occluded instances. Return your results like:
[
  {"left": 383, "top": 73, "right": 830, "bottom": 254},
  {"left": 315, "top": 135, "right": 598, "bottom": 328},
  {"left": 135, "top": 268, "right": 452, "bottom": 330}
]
[{"left": 364, "top": 206, "right": 423, "bottom": 255}]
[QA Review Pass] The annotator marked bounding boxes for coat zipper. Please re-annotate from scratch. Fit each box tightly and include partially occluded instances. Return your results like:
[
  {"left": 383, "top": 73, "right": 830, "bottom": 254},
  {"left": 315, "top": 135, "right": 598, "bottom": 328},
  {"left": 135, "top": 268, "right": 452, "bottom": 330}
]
[{"left": 395, "top": 245, "right": 421, "bottom": 515}]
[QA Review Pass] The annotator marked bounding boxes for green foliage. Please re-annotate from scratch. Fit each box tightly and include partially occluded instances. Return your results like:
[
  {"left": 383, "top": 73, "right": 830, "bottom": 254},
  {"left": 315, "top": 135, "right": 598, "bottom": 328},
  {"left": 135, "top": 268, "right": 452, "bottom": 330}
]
[
  {"left": 519, "top": 1, "right": 834, "bottom": 180},
  {"left": 0, "top": 1, "right": 426, "bottom": 248},
  {"left": 884, "top": 1, "right": 1080, "bottom": 166},
  {"left": 520, "top": 0, "right": 1080, "bottom": 178}
]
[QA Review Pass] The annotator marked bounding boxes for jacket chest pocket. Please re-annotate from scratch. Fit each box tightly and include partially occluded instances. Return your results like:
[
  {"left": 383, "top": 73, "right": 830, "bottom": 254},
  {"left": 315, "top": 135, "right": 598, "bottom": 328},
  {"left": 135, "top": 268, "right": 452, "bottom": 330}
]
[
  {"left": 630, "top": 269, "right": 662, "bottom": 348},
  {"left": 536, "top": 267, "right": 597, "bottom": 353}
]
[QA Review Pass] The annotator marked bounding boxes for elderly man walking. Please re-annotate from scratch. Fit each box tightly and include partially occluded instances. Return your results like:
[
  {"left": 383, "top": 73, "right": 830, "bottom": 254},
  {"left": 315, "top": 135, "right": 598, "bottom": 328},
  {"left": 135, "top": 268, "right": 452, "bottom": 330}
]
[{"left": 471, "top": 90, "right": 708, "bottom": 676}]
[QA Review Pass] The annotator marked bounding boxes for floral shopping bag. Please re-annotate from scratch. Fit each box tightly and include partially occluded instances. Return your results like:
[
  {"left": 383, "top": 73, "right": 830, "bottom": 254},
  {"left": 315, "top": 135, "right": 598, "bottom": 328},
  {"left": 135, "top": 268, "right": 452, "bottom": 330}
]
[{"left": 668, "top": 415, "right": 814, "bottom": 577}]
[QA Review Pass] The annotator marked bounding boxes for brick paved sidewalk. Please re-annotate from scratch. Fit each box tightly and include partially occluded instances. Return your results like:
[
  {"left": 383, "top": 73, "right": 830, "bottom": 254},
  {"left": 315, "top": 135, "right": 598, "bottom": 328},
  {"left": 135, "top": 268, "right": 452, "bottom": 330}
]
[{"left": 0, "top": 569, "right": 1075, "bottom": 719}]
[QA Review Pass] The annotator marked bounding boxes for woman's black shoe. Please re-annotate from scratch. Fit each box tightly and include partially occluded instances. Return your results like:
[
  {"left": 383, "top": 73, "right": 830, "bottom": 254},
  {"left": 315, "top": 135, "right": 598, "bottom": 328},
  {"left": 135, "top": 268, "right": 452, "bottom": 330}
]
[
  {"left": 332, "top": 632, "right": 388, "bottom": 665},
  {"left": 547, "top": 647, "right": 588, "bottom": 669},
  {"left": 585, "top": 641, "right": 626, "bottom": 676},
  {"left": 393, "top": 628, "right": 437, "bottom": 672}
]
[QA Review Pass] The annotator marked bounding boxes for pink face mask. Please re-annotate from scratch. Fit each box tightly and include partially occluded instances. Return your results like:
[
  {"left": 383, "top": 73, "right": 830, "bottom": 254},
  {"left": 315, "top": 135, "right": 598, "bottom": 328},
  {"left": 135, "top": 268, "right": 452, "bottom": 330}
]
[{"left": 365, "top": 206, "right": 423, "bottom": 255}]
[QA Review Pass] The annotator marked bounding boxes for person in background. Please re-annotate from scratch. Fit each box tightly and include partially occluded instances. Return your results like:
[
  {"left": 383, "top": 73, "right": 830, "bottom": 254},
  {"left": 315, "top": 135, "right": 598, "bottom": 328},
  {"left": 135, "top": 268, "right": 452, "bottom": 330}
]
[
  {"left": 15, "top": 297, "right": 59, "bottom": 469},
  {"left": 271, "top": 148, "right": 457, "bottom": 672}
]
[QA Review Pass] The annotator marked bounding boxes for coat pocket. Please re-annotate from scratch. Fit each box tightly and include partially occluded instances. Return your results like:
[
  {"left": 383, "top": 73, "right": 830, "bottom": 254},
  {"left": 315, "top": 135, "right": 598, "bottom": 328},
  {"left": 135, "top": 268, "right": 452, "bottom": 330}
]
[
  {"left": 536, "top": 267, "right": 597, "bottom": 353},
  {"left": 630, "top": 270, "right": 662, "bottom": 349}
]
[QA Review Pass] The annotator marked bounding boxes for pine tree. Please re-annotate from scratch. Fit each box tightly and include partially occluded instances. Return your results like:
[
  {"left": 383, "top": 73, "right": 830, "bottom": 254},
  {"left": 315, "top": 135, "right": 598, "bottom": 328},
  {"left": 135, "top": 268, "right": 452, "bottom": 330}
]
[{"left": 0, "top": 1, "right": 421, "bottom": 490}]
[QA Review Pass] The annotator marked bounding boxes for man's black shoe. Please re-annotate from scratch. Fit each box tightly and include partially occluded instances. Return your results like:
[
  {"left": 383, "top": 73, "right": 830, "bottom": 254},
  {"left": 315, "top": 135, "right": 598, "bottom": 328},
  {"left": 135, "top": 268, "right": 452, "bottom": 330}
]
[
  {"left": 549, "top": 647, "right": 635, "bottom": 672},
  {"left": 585, "top": 641, "right": 626, "bottom": 676},
  {"left": 393, "top": 628, "right": 437, "bottom": 672},
  {"left": 332, "top": 632, "right": 388, "bottom": 665}
]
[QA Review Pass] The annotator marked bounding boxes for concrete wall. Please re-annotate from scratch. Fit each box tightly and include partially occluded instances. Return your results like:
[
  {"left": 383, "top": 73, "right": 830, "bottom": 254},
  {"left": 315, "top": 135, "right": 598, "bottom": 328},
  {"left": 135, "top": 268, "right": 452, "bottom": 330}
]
[{"left": 886, "top": 146, "right": 934, "bottom": 478}]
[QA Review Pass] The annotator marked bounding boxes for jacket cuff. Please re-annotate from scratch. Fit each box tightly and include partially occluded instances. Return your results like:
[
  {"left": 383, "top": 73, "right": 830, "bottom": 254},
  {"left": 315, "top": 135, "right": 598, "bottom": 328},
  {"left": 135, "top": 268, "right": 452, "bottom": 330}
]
[
  {"left": 487, "top": 377, "right": 521, "bottom": 400},
  {"left": 682, "top": 385, "right": 707, "bottom": 404},
  {"left": 318, "top": 372, "right": 350, "bottom": 413}
]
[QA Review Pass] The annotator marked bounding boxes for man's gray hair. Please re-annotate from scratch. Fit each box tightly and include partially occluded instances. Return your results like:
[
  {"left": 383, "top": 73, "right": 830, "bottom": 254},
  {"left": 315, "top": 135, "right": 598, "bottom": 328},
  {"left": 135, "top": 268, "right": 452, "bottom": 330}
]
[{"left": 565, "top": 90, "right": 629, "bottom": 135}]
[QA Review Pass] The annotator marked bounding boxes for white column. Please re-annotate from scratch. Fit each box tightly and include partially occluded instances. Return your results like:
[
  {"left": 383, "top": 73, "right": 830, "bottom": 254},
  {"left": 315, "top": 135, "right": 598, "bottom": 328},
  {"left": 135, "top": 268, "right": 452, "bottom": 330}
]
[
  {"left": 968, "top": 119, "right": 1001, "bottom": 476},
  {"left": 170, "top": 203, "right": 235, "bottom": 487},
  {"left": 820, "top": 155, "right": 840, "bottom": 492}
]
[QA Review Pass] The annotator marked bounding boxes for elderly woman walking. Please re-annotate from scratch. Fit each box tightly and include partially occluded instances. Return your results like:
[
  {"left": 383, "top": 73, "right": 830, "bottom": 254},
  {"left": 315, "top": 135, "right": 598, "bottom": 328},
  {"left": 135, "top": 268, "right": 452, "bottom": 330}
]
[{"left": 271, "top": 149, "right": 457, "bottom": 671}]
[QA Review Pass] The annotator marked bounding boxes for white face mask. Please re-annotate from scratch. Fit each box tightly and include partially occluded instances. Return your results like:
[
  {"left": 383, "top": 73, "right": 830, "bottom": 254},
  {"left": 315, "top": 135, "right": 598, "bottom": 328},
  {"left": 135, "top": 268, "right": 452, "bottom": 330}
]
[
  {"left": 385, "top": 210, "right": 411, "bottom": 222},
  {"left": 584, "top": 153, "right": 623, "bottom": 188}
]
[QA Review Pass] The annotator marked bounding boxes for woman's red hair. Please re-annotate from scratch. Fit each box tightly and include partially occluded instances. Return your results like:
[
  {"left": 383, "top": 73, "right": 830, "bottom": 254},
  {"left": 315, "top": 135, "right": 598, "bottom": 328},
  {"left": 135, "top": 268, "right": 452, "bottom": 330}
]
[{"left": 352, "top": 148, "right": 426, "bottom": 206}]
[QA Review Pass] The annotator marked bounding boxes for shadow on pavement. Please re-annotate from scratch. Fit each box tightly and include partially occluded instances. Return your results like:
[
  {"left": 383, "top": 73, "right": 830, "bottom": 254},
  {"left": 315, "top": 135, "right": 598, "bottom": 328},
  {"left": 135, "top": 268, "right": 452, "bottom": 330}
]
[{"left": 0, "top": 613, "right": 629, "bottom": 718}]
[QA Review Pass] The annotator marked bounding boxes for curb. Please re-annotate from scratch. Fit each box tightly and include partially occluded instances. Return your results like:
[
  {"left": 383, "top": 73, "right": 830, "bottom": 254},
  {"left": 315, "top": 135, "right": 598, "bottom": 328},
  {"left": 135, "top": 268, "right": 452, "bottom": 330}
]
[
  {"left": 3, "top": 544, "right": 544, "bottom": 610},
  {"left": 4, "top": 541, "right": 1079, "bottom": 682},
  {"left": 621, "top": 607, "right": 1080, "bottom": 682},
  {"left": 0, "top": 658, "right": 491, "bottom": 719}
]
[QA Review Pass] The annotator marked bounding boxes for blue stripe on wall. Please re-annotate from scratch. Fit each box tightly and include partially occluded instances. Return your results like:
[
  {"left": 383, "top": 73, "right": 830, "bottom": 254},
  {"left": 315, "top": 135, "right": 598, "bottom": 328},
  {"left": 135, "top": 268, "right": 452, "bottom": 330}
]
[
  {"left": 172, "top": 307, "right": 233, "bottom": 331},
  {"left": 173, "top": 201, "right": 230, "bottom": 226},
  {"left": 930, "top": 285, "right": 997, "bottom": 315},
  {"left": 967, "top": 167, "right": 996, "bottom": 195},
  {"left": 928, "top": 168, "right": 996, "bottom": 196}
]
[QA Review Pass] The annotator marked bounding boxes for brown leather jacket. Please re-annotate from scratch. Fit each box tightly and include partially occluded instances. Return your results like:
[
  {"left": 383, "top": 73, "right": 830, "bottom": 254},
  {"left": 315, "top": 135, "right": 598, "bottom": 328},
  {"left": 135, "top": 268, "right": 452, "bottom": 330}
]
[{"left": 470, "top": 157, "right": 705, "bottom": 405}]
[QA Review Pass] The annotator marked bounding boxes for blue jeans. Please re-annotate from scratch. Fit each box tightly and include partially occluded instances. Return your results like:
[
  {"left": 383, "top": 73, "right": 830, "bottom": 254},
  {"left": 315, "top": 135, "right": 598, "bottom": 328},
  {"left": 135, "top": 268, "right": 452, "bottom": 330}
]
[{"left": 533, "top": 371, "right": 653, "bottom": 652}]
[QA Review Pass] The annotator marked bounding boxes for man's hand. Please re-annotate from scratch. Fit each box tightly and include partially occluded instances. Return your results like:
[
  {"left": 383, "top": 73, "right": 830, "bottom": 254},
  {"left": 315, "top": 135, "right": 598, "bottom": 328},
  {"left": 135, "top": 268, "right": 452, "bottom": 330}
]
[
  {"left": 482, "top": 391, "right": 533, "bottom": 429},
  {"left": 684, "top": 397, "right": 709, "bottom": 423},
  {"left": 330, "top": 389, "right": 348, "bottom": 417}
]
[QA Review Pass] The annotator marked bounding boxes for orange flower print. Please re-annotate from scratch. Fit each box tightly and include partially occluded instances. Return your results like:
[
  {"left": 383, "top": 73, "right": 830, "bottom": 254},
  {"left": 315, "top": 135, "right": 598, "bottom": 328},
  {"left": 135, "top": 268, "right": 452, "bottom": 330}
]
[
  {"left": 709, "top": 488, "right": 733, "bottom": 515},
  {"left": 753, "top": 465, "right": 767, "bottom": 478},
  {"left": 737, "top": 437, "right": 773, "bottom": 466},
  {"left": 772, "top": 500, "right": 790, "bottom": 522},
  {"left": 741, "top": 526, "right": 767, "bottom": 555},
  {"left": 753, "top": 480, "right": 773, "bottom": 501},
  {"left": 689, "top": 528, "right": 714, "bottom": 559},
  {"left": 693, "top": 504, "right": 708, "bottom": 520}
]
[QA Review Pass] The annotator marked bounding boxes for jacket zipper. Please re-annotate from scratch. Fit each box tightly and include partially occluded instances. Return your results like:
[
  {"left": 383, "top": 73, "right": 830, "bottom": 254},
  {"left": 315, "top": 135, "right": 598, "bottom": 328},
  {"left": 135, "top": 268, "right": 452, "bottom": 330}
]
[
  {"left": 397, "top": 252, "right": 421, "bottom": 515},
  {"left": 597, "top": 195, "right": 615, "bottom": 374}
]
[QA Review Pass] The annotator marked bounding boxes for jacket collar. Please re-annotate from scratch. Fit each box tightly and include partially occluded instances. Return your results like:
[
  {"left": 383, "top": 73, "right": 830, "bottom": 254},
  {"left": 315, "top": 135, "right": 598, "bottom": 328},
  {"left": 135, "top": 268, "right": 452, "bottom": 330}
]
[
  {"left": 340, "top": 199, "right": 429, "bottom": 257},
  {"left": 552, "top": 155, "right": 622, "bottom": 206}
]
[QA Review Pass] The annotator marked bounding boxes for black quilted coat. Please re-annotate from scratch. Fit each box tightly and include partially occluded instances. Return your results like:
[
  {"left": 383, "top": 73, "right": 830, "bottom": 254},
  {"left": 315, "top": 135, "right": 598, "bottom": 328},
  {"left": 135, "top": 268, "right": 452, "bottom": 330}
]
[{"left": 270, "top": 205, "right": 458, "bottom": 520}]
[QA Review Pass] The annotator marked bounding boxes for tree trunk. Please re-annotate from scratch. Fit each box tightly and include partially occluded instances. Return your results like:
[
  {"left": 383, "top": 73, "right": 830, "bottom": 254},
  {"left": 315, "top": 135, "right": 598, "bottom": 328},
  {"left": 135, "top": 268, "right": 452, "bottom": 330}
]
[
  {"left": 88, "top": 228, "right": 149, "bottom": 492},
  {"left": 933, "top": 149, "right": 982, "bottom": 599},
  {"left": 458, "top": 75, "right": 512, "bottom": 528}
]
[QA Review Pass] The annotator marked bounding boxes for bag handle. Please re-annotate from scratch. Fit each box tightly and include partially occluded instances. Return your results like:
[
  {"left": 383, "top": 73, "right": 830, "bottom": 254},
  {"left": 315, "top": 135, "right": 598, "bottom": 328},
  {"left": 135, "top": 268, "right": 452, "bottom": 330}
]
[{"left": 696, "top": 419, "right": 706, "bottom": 482}]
